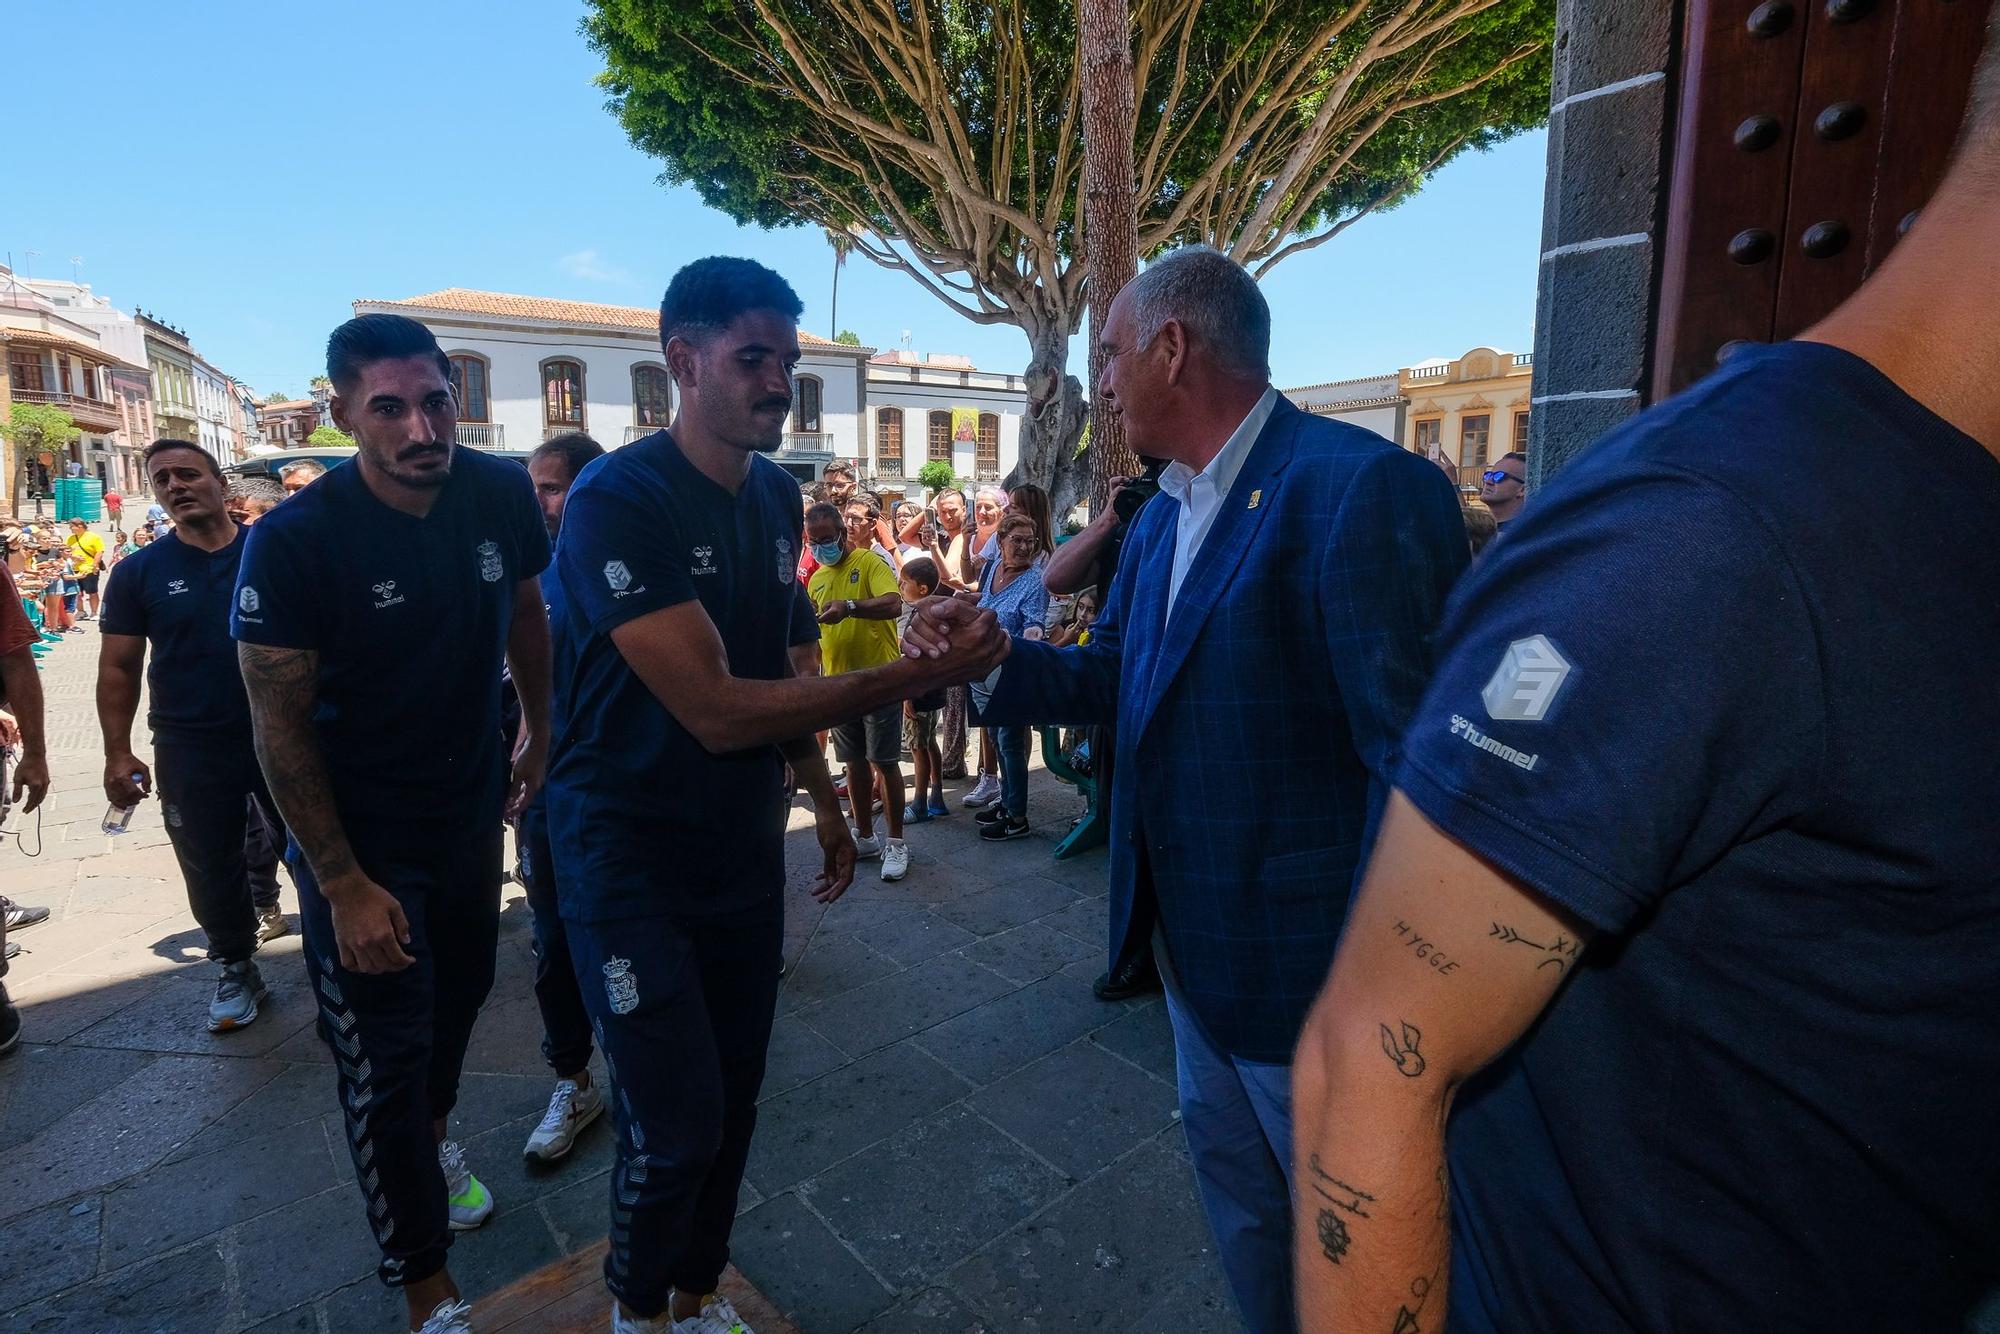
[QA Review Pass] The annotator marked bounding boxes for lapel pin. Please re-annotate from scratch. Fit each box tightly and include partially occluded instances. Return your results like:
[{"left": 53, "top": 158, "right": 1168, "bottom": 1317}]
[{"left": 1247, "top": 489, "right": 1262, "bottom": 510}]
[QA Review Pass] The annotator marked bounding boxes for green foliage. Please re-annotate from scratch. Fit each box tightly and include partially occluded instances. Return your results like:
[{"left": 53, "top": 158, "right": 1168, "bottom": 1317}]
[
  {"left": 3, "top": 402, "right": 80, "bottom": 456},
  {"left": 262, "top": 390, "right": 290, "bottom": 405},
  {"left": 305, "top": 424, "right": 356, "bottom": 449},
  {"left": 916, "top": 460, "right": 963, "bottom": 496},
  {"left": 834, "top": 329, "right": 863, "bottom": 346}
]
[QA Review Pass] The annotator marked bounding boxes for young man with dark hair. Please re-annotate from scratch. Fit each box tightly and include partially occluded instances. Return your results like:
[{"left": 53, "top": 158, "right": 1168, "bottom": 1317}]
[
  {"left": 1477, "top": 450, "right": 1527, "bottom": 529},
  {"left": 516, "top": 430, "right": 608, "bottom": 1164},
  {"left": 233, "top": 313, "right": 552, "bottom": 1334},
  {"left": 1295, "top": 24, "right": 2000, "bottom": 1330},
  {"left": 99, "top": 439, "right": 291, "bottom": 1033},
  {"left": 548, "top": 256, "right": 1000, "bottom": 1334}
]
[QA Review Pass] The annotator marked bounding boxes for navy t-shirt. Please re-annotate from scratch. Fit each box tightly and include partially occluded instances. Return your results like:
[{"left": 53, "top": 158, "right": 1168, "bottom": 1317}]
[
  {"left": 99, "top": 527, "right": 253, "bottom": 745},
  {"left": 1398, "top": 342, "right": 2000, "bottom": 1332},
  {"left": 230, "top": 447, "right": 548, "bottom": 828},
  {"left": 546, "top": 431, "right": 818, "bottom": 922}
]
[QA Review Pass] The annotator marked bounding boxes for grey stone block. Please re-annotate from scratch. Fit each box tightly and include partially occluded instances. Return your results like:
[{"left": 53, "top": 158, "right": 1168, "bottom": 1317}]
[
  {"left": 1535, "top": 238, "right": 1654, "bottom": 399},
  {"left": 162, "top": 1061, "right": 327, "bottom": 1164},
  {"left": 857, "top": 1286, "right": 995, "bottom": 1333},
  {"left": 0, "top": 1043, "right": 159, "bottom": 1147},
  {"left": 1531, "top": 393, "right": 1645, "bottom": 482},
  {"left": 450, "top": 1108, "right": 617, "bottom": 1218},
  {"left": 318, "top": 1273, "right": 407, "bottom": 1333},
  {"left": 1546, "top": 77, "right": 1665, "bottom": 250},
  {"left": 859, "top": 911, "right": 981, "bottom": 969},
  {"left": 229, "top": 1185, "right": 388, "bottom": 1324},
  {"left": 796, "top": 952, "right": 1016, "bottom": 1058},
  {"left": 946, "top": 1130, "right": 1226, "bottom": 1330},
  {"left": 435, "top": 1202, "right": 563, "bottom": 1303},
  {"left": 239, "top": 1306, "right": 320, "bottom": 1334},
  {"left": 1089, "top": 999, "right": 1177, "bottom": 1084},
  {"left": 958, "top": 921, "right": 1097, "bottom": 985},
  {"left": 536, "top": 1169, "right": 613, "bottom": 1256},
  {"left": 803, "top": 1106, "right": 1068, "bottom": 1287},
  {"left": 4, "top": 1241, "right": 232, "bottom": 1334},
  {"left": 915, "top": 972, "right": 1123, "bottom": 1086},
  {"left": 1037, "top": 895, "right": 1111, "bottom": 950},
  {"left": 969, "top": 1040, "right": 1179, "bottom": 1179},
  {"left": 746, "top": 1040, "right": 969, "bottom": 1194},
  {"left": 98, "top": 1117, "right": 337, "bottom": 1271},
  {"left": 731, "top": 1192, "right": 898, "bottom": 1332},
  {"left": 775, "top": 930, "right": 900, "bottom": 1016},
  {"left": 0, "top": 1195, "right": 103, "bottom": 1313},
  {"left": 761, "top": 1014, "right": 852, "bottom": 1100},
  {"left": 930, "top": 876, "right": 1081, "bottom": 939},
  {"left": 1552, "top": 0, "right": 1674, "bottom": 105}
]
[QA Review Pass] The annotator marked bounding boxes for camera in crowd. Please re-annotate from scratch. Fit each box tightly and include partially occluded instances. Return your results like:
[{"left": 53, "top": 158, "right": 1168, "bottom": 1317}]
[{"left": 1113, "top": 457, "right": 1166, "bottom": 525}]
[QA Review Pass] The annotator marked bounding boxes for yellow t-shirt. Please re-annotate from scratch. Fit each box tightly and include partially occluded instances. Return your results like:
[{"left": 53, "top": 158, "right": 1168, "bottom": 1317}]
[
  {"left": 66, "top": 531, "right": 106, "bottom": 577},
  {"left": 806, "top": 550, "right": 901, "bottom": 677}
]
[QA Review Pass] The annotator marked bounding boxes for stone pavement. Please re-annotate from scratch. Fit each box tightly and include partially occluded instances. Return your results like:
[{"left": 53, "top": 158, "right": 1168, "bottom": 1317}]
[{"left": 0, "top": 628, "right": 1237, "bottom": 1333}]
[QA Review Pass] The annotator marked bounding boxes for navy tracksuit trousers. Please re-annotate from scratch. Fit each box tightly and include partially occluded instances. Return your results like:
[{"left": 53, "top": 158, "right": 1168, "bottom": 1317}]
[
  {"left": 293, "top": 826, "right": 502, "bottom": 1287},
  {"left": 566, "top": 899, "right": 783, "bottom": 1319},
  {"left": 153, "top": 737, "right": 286, "bottom": 965},
  {"left": 516, "top": 803, "right": 593, "bottom": 1078}
]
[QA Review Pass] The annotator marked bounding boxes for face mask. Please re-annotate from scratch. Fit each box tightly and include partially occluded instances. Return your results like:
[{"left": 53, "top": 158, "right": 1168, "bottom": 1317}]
[{"left": 810, "top": 541, "right": 844, "bottom": 566}]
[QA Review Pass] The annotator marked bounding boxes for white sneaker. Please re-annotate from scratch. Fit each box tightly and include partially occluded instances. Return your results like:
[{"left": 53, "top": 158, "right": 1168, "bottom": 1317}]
[
  {"left": 961, "top": 774, "right": 1002, "bottom": 808},
  {"left": 699, "top": 1293, "right": 753, "bottom": 1334},
  {"left": 880, "top": 839, "right": 910, "bottom": 882},
  {"left": 523, "top": 1077, "right": 605, "bottom": 1162},
  {"left": 416, "top": 1298, "right": 475, "bottom": 1333},
  {"left": 850, "top": 830, "right": 882, "bottom": 861},
  {"left": 611, "top": 1301, "right": 674, "bottom": 1333},
  {"left": 438, "top": 1138, "right": 495, "bottom": 1230}
]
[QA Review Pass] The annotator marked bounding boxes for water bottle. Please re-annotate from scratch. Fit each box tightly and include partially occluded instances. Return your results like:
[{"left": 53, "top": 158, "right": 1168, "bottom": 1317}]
[{"left": 101, "top": 772, "right": 146, "bottom": 834}]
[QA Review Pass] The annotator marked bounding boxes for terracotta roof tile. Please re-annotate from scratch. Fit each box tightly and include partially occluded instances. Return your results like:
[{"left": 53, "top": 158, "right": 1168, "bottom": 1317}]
[{"left": 365, "top": 288, "right": 867, "bottom": 352}]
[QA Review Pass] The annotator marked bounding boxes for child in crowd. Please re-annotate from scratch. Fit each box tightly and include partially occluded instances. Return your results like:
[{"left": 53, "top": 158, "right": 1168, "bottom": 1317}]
[
  {"left": 1048, "top": 585, "right": 1101, "bottom": 649},
  {"left": 896, "top": 557, "right": 950, "bottom": 823}
]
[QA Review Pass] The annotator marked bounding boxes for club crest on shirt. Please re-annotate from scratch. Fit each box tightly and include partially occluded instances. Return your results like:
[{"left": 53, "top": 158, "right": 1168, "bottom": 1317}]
[
  {"left": 1481, "top": 634, "right": 1572, "bottom": 722},
  {"left": 775, "top": 538, "right": 794, "bottom": 584},
  {"left": 604, "top": 560, "right": 632, "bottom": 592},
  {"left": 477, "top": 540, "right": 503, "bottom": 583},
  {"left": 602, "top": 956, "right": 639, "bottom": 1015},
  {"left": 692, "top": 545, "right": 717, "bottom": 576},
  {"left": 238, "top": 585, "right": 260, "bottom": 614}
]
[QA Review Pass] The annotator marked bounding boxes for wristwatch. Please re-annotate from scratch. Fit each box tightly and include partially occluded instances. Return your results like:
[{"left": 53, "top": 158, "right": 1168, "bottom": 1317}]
[{"left": 845, "top": 599, "right": 857, "bottom": 616}]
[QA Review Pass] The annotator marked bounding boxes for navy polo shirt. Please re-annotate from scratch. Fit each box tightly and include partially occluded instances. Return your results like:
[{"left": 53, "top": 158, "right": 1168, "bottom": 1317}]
[
  {"left": 546, "top": 430, "right": 818, "bottom": 922},
  {"left": 98, "top": 527, "right": 252, "bottom": 745},
  {"left": 1398, "top": 342, "right": 2000, "bottom": 1331},
  {"left": 230, "top": 446, "right": 548, "bottom": 828}
]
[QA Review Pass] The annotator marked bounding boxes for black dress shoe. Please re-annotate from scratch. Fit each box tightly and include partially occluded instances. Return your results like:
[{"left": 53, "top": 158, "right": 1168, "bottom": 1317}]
[{"left": 1093, "top": 955, "right": 1163, "bottom": 1002}]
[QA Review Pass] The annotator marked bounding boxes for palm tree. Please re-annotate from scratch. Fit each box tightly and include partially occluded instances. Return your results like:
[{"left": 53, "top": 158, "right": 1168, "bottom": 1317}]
[
  {"left": 826, "top": 227, "right": 856, "bottom": 340},
  {"left": 1078, "top": 0, "right": 1138, "bottom": 508}
]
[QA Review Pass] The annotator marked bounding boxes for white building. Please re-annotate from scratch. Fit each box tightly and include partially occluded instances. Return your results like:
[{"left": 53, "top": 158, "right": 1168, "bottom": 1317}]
[
  {"left": 353, "top": 289, "right": 1027, "bottom": 492},
  {"left": 192, "top": 356, "right": 236, "bottom": 463},
  {"left": 1282, "top": 372, "right": 1405, "bottom": 443}
]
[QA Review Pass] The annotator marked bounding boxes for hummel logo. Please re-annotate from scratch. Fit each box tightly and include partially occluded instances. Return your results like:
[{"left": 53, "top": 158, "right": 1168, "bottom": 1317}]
[
  {"left": 371, "top": 580, "right": 405, "bottom": 610},
  {"left": 167, "top": 578, "right": 188, "bottom": 595},
  {"left": 691, "top": 545, "right": 717, "bottom": 575}
]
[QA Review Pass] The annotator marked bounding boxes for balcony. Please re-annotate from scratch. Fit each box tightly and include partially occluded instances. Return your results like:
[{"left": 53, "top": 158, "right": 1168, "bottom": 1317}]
[
  {"left": 10, "top": 387, "right": 123, "bottom": 430},
  {"left": 784, "top": 433, "right": 833, "bottom": 454},
  {"left": 1512, "top": 352, "right": 1534, "bottom": 368},
  {"left": 623, "top": 424, "right": 670, "bottom": 445},
  {"left": 458, "top": 423, "right": 506, "bottom": 449}
]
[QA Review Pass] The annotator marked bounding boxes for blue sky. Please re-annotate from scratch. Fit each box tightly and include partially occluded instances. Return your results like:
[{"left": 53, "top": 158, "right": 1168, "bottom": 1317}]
[{"left": 7, "top": 1, "right": 1544, "bottom": 399}]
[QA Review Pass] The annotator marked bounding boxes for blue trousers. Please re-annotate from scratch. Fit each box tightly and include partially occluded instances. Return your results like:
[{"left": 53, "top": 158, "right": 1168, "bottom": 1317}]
[
  {"left": 566, "top": 899, "right": 783, "bottom": 1319},
  {"left": 994, "top": 725, "right": 1031, "bottom": 819},
  {"left": 1161, "top": 950, "right": 1298, "bottom": 1334},
  {"left": 516, "top": 804, "right": 593, "bottom": 1078}
]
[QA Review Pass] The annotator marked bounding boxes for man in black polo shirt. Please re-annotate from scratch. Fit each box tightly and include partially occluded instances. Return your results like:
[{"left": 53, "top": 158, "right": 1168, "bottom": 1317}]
[
  {"left": 234, "top": 315, "right": 551, "bottom": 1334},
  {"left": 98, "top": 438, "right": 288, "bottom": 1034},
  {"left": 548, "top": 258, "right": 1000, "bottom": 1334}
]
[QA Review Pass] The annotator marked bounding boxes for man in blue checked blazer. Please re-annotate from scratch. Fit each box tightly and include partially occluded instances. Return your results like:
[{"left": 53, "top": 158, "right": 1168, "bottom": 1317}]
[{"left": 910, "top": 247, "right": 1467, "bottom": 1332}]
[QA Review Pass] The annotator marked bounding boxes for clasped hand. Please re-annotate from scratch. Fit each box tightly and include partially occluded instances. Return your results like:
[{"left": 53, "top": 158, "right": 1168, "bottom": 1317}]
[{"left": 901, "top": 596, "right": 1010, "bottom": 680}]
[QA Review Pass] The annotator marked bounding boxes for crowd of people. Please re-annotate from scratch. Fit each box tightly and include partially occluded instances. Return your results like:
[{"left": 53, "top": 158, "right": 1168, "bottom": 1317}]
[{"left": 4, "top": 50, "right": 2000, "bottom": 1332}]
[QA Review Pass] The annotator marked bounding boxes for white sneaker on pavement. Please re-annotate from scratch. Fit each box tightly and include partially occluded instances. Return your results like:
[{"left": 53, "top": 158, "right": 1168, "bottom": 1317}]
[
  {"left": 416, "top": 1297, "right": 475, "bottom": 1333},
  {"left": 439, "top": 1138, "right": 495, "bottom": 1229},
  {"left": 880, "top": 839, "right": 910, "bottom": 882},
  {"left": 206, "top": 959, "right": 268, "bottom": 1033},
  {"left": 849, "top": 830, "right": 882, "bottom": 861},
  {"left": 610, "top": 1301, "right": 674, "bottom": 1333},
  {"left": 523, "top": 1077, "right": 604, "bottom": 1162},
  {"left": 255, "top": 903, "right": 290, "bottom": 943},
  {"left": 698, "top": 1293, "right": 753, "bottom": 1334},
  {"left": 961, "top": 774, "right": 1001, "bottom": 808}
]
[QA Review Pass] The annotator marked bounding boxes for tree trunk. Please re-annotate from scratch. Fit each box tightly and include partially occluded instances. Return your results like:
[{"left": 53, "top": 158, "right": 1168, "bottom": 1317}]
[
  {"left": 1009, "top": 319, "right": 1089, "bottom": 524},
  {"left": 830, "top": 258, "right": 841, "bottom": 340},
  {"left": 1078, "top": 0, "right": 1138, "bottom": 515}
]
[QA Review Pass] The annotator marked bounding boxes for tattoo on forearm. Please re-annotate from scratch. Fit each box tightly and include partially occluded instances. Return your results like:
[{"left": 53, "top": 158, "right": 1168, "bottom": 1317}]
[
  {"left": 1489, "top": 921, "right": 1582, "bottom": 974},
  {"left": 1390, "top": 919, "right": 1461, "bottom": 976},
  {"left": 239, "top": 644, "right": 356, "bottom": 885},
  {"left": 1307, "top": 1155, "right": 1377, "bottom": 1266},
  {"left": 1379, "top": 1020, "right": 1426, "bottom": 1077},
  {"left": 1391, "top": 1268, "right": 1440, "bottom": 1333}
]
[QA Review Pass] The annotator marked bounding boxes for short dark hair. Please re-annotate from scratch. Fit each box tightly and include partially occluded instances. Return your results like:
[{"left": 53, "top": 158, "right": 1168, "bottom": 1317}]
[
  {"left": 823, "top": 461, "right": 857, "bottom": 482},
  {"left": 326, "top": 314, "right": 450, "bottom": 392},
  {"left": 900, "top": 555, "right": 941, "bottom": 593},
  {"left": 658, "top": 258, "right": 804, "bottom": 350},
  {"left": 530, "top": 432, "right": 606, "bottom": 482},
  {"left": 804, "top": 501, "right": 843, "bottom": 531},
  {"left": 142, "top": 438, "right": 222, "bottom": 479},
  {"left": 1499, "top": 451, "right": 1527, "bottom": 466}
]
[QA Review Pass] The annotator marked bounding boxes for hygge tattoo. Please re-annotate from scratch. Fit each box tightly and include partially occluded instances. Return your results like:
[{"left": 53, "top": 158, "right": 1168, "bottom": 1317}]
[
  {"left": 1379, "top": 1020, "right": 1426, "bottom": 1077},
  {"left": 1489, "top": 921, "right": 1582, "bottom": 975},
  {"left": 1307, "top": 1155, "right": 1377, "bottom": 1267},
  {"left": 1390, "top": 920, "right": 1461, "bottom": 976}
]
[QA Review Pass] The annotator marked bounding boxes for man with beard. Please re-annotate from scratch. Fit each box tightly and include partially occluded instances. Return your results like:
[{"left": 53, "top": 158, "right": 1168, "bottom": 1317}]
[
  {"left": 233, "top": 314, "right": 552, "bottom": 1334},
  {"left": 98, "top": 439, "right": 290, "bottom": 1033},
  {"left": 547, "top": 257, "right": 1000, "bottom": 1334}
]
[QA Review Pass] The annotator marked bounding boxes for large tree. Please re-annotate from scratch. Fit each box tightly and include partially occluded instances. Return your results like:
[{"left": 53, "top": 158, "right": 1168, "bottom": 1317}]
[{"left": 586, "top": 0, "right": 1551, "bottom": 508}]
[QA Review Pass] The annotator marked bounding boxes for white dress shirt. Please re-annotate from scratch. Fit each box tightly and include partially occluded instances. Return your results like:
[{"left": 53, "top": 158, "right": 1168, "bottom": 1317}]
[{"left": 1157, "top": 386, "right": 1278, "bottom": 611}]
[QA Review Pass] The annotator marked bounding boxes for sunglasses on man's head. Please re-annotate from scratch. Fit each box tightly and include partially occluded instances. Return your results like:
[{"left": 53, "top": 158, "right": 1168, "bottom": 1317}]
[{"left": 1482, "top": 470, "right": 1523, "bottom": 485}]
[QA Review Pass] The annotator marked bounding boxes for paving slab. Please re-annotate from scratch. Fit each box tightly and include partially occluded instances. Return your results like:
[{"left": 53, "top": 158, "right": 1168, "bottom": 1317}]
[
  {"left": 856, "top": 1286, "right": 995, "bottom": 1334},
  {"left": 1087, "top": 998, "right": 1177, "bottom": 1084},
  {"left": 968, "top": 1040, "right": 1179, "bottom": 1180},
  {"left": 729, "top": 1192, "right": 898, "bottom": 1332},
  {"left": 0, "top": 1195, "right": 104, "bottom": 1314},
  {"left": 958, "top": 919, "right": 1098, "bottom": 985},
  {"left": 928, "top": 875, "right": 1082, "bottom": 938},
  {"left": 745, "top": 1041, "right": 970, "bottom": 1195},
  {"left": 915, "top": 970, "right": 1127, "bottom": 1085},
  {"left": 795, "top": 952, "right": 1016, "bottom": 1059}
]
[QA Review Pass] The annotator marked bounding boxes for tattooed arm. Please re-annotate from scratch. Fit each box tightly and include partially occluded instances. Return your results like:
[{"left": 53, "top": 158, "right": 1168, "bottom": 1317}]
[
  {"left": 238, "top": 643, "right": 412, "bottom": 974},
  {"left": 1292, "top": 791, "right": 1590, "bottom": 1331}
]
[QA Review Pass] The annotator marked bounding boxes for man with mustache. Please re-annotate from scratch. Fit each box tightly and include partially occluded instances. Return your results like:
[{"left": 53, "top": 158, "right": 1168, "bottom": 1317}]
[{"left": 233, "top": 314, "right": 552, "bottom": 1334}]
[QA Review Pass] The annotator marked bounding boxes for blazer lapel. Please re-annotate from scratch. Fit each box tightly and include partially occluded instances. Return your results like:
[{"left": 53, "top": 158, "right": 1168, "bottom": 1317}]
[{"left": 1133, "top": 404, "right": 1300, "bottom": 738}]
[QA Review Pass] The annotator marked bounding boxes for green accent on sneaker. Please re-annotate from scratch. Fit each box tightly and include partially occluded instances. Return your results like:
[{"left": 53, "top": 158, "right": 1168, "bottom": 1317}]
[{"left": 449, "top": 1172, "right": 490, "bottom": 1212}]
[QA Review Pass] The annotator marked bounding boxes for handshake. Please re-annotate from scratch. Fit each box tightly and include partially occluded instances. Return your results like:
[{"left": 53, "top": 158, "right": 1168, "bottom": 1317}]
[{"left": 901, "top": 595, "right": 1011, "bottom": 683}]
